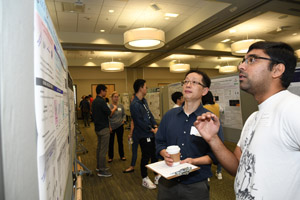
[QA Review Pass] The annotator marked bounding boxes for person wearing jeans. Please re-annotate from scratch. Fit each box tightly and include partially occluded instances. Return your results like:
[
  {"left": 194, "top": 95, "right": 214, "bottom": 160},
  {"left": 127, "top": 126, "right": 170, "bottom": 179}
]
[{"left": 130, "top": 79, "right": 160, "bottom": 189}]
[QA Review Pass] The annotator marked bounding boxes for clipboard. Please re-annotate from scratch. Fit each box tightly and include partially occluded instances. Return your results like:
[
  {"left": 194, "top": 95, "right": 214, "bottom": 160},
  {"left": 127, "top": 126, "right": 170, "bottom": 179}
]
[{"left": 146, "top": 161, "right": 200, "bottom": 179}]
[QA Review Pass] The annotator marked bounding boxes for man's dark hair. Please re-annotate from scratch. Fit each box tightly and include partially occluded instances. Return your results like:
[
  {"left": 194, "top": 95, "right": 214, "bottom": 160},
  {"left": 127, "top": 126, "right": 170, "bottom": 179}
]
[
  {"left": 96, "top": 84, "right": 107, "bottom": 95},
  {"left": 84, "top": 96, "right": 89, "bottom": 100},
  {"left": 133, "top": 79, "right": 146, "bottom": 94},
  {"left": 248, "top": 41, "right": 297, "bottom": 88},
  {"left": 171, "top": 92, "right": 183, "bottom": 104},
  {"left": 185, "top": 70, "right": 211, "bottom": 88},
  {"left": 202, "top": 91, "right": 215, "bottom": 105}
]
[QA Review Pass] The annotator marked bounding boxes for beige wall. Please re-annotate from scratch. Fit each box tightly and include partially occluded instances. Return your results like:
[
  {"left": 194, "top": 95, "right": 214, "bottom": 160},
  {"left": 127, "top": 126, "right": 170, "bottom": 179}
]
[{"left": 69, "top": 66, "right": 221, "bottom": 106}]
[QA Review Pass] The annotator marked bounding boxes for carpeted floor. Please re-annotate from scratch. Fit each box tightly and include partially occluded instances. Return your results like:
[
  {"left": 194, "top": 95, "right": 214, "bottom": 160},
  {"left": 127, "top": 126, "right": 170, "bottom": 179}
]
[{"left": 76, "top": 120, "right": 236, "bottom": 200}]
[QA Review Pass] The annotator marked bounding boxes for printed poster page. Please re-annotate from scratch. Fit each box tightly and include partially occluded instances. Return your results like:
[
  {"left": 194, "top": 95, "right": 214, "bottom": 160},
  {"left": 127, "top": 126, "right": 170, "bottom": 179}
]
[
  {"left": 34, "top": 0, "right": 70, "bottom": 199},
  {"left": 210, "top": 76, "right": 243, "bottom": 130},
  {"left": 145, "top": 92, "right": 161, "bottom": 120}
]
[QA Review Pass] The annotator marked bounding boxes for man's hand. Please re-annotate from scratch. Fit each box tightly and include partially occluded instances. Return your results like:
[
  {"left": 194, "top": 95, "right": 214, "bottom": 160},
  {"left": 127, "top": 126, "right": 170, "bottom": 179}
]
[
  {"left": 180, "top": 158, "right": 193, "bottom": 165},
  {"left": 151, "top": 127, "right": 158, "bottom": 134},
  {"left": 160, "top": 150, "right": 173, "bottom": 167},
  {"left": 194, "top": 112, "right": 220, "bottom": 143}
]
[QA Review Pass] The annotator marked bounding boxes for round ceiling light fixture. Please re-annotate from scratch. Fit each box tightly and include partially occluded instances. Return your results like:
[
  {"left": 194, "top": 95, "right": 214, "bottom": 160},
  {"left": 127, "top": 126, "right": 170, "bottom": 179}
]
[
  {"left": 231, "top": 39, "right": 264, "bottom": 56},
  {"left": 170, "top": 63, "right": 190, "bottom": 73},
  {"left": 219, "top": 65, "right": 238, "bottom": 74},
  {"left": 101, "top": 62, "right": 124, "bottom": 72},
  {"left": 124, "top": 27, "right": 165, "bottom": 50}
]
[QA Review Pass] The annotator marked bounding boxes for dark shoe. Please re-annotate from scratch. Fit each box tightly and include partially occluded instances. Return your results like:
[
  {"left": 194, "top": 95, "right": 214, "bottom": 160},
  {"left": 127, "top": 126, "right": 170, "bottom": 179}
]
[
  {"left": 96, "top": 167, "right": 109, "bottom": 172},
  {"left": 121, "top": 157, "right": 126, "bottom": 161},
  {"left": 123, "top": 168, "right": 134, "bottom": 173},
  {"left": 97, "top": 170, "right": 112, "bottom": 177},
  {"left": 108, "top": 159, "right": 113, "bottom": 163}
]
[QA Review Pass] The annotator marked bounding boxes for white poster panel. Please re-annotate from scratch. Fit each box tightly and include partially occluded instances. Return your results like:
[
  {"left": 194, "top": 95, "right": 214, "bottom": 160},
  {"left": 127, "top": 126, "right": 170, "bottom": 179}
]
[
  {"left": 34, "top": 1, "right": 70, "bottom": 199},
  {"left": 145, "top": 92, "right": 161, "bottom": 120},
  {"left": 210, "top": 76, "right": 243, "bottom": 130},
  {"left": 167, "top": 82, "right": 182, "bottom": 109}
]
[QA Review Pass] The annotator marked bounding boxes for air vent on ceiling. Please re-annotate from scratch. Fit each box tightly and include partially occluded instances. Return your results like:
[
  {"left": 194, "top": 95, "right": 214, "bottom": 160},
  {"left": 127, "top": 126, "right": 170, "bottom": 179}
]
[{"left": 62, "top": 1, "right": 85, "bottom": 13}]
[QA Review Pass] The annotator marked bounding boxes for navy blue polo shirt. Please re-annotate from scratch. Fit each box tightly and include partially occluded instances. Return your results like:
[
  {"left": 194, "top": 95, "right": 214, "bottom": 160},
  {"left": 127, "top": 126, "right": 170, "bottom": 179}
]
[{"left": 156, "top": 104, "right": 224, "bottom": 184}]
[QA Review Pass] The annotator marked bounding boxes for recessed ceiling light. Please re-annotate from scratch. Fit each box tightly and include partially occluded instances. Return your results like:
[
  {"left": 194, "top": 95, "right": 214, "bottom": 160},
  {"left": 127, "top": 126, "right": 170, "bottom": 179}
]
[
  {"left": 109, "top": 10, "right": 114, "bottom": 13},
  {"left": 100, "top": 29, "right": 105, "bottom": 32},
  {"left": 165, "top": 13, "right": 179, "bottom": 18},
  {"left": 221, "top": 39, "right": 231, "bottom": 43},
  {"left": 165, "top": 17, "right": 169, "bottom": 20},
  {"left": 292, "top": 33, "right": 297, "bottom": 36},
  {"left": 89, "top": 57, "right": 92, "bottom": 60},
  {"left": 229, "top": 29, "right": 236, "bottom": 33}
]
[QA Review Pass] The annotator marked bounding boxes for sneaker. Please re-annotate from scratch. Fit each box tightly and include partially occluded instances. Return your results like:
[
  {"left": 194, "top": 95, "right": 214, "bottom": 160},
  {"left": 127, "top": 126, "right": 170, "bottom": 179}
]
[
  {"left": 216, "top": 172, "right": 222, "bottom": 180},
  {"left": 154, "top": 175, "right": 161, "bottom": 185},
  {"left": 142, "top": 176, "right": 156, "bottom": 189},
  {"left": 97, "top": 170, "right": 112, "bottom": 177},
  {"left": 96, "top": 167, "right": 109, "bottom": 172}
]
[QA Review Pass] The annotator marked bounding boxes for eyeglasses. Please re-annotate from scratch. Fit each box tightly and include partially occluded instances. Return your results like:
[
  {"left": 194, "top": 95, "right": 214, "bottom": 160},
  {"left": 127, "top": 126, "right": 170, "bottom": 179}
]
[
  {"left": 239, "top": 55, "right": 279, "bottom": 66},
  {"left": 181, "top": 80, "right": 206, "bottom": 87}
]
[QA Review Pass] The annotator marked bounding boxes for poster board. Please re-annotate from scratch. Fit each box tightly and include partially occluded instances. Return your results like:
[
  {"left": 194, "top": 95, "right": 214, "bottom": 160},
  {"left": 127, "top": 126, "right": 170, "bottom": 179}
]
[
  {"left": 288, "top": 67, "right": 300, "bottom": 96},
  {"left": 34, "top": 1, "right": 71, "bottom": 199},
  {"left": 210, "top": 75, "right": 243, "bottom": 130},
  {"left": 145, "top": 89, "right": 161, "bottom": 121}
]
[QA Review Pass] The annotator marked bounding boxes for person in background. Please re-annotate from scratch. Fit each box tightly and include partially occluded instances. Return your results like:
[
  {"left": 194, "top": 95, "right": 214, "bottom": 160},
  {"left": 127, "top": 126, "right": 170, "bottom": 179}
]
[
  {"left": 171, "top": 91, "right": 184, "bottom": 108},
  {"left": 123, "top": 94, "right": 139, "bottom": 173},
  {"left": 201, "top": 91, "right": 224, "bottom": 180},
  {"left": 82, "top": 96, "right": 91, "bottom": 127},
  {"left": 130, "top": 79, "right": 160, "bottom": 189},
  {"left": 155, "top": 70, "right": 224, "bottom": 200},
  {"left": 194, "top": 41, "right": 300, "bottom": 199},
  {"left": 79, "top": 95, "right": 85, "bottom": 119},
  {"left": 88, "top": 94, "right": 94, "bottom": 122},
  {"left": 92, "top": 84, "right": 117, "bottom": 177},
  {"left": 108, "top": 91, "right": 126, "bottom": 162}
]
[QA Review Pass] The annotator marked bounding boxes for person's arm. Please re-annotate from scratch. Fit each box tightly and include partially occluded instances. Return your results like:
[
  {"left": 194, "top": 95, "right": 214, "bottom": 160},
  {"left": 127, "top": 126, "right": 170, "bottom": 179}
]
[
  {"left": 180, "top": 155, "right": 212, "bottom": 165},
  {"left": 194, "top": 112, "right": 240, "bottom": 176},
  {"left": 109, "top": 104, "right": 117, "bottom": 117},
  {"left": 128, "top": 120, "right": 134, "bottom": 139},
  {"left": 130, "top": 102, "right": 152, "bottom": 132}
]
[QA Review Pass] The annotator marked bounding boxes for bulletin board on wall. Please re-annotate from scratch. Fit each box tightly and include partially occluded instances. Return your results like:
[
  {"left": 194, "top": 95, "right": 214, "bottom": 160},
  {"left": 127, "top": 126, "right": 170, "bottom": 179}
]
[{"left": 91, "top": 84, "right": 115, "bottom": 101}]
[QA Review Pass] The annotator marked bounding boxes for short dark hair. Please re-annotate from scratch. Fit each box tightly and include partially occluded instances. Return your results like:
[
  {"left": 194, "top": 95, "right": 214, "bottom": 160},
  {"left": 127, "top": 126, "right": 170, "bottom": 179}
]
[
  {"left": 171, "top": 92, "right": 183, "bottom": 104},
  {"left": 133, "top": 79, "right": 146, "bottom": 94},
  {"left": 248, "top": 41, "right": 297, "bottom": 88},
  {"left": 96, "top": 84, "right": 107, "bottom": 95},
  {"left": 202, "top": 91, "right": 214, "bottom": 105},
  {"left": 185, "top": 70, "right": 211, "bottom": 88}
]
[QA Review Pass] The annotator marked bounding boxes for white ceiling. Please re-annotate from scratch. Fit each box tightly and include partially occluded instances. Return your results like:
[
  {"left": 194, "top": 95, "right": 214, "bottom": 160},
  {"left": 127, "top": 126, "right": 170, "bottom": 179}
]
[{"left": 45, "top": 0, "right": 300, "bottom": 70}]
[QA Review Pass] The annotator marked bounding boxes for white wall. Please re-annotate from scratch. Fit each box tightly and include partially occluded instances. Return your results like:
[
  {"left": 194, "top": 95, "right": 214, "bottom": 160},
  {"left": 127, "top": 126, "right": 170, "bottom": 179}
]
[{"left": 0, "top": 0, "right": 39, "bottom": 199}]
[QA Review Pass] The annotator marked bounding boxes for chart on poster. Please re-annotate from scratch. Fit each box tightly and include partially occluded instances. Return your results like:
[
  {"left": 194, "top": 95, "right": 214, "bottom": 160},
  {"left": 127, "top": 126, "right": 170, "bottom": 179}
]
[
  {"left": 210, "top": 76, "right": 243, "bottom": 130},
  {"left": 34, "top": 0, "right": 70, "bottom": 199}
]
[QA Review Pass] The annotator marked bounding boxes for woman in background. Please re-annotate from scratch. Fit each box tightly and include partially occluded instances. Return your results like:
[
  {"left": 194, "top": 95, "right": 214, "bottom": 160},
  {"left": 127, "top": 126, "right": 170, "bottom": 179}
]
[{"left": 108, "top": 91, "right": 126, "bottom": 162}]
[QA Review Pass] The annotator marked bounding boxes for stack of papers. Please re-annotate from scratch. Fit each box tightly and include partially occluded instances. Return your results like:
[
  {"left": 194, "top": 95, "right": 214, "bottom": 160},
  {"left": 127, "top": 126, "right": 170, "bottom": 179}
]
[{"left": 146, "top": 161, "right": 200, "bottom": 179}]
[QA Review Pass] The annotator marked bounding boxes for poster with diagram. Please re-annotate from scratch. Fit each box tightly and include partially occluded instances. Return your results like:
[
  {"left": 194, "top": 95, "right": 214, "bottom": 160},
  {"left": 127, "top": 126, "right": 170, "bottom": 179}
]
[
  {"left": 210, "top": 76, "right": 243, "bottom": 130},
  {"left": 145, "top": 92, "right": 161, "bottom": 120},
  {"left": 34, "top": 0, "right": 70, "bottom": 199}
]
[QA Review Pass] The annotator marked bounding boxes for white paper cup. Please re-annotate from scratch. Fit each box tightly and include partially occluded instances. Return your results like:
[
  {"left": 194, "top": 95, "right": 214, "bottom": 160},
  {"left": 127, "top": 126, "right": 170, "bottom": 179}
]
[{"left": 166, "top": 145, "right": 181, "bottom": 166}]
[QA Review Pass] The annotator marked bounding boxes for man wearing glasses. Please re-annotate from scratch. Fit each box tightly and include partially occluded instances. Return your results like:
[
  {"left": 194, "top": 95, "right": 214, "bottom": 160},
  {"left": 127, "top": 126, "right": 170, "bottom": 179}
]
[
  {"left": 156, "top": 70, "right": 224, "bottom": 200},
  {"left": 195, "top": 41, "right": 299, "bottom": 199}
]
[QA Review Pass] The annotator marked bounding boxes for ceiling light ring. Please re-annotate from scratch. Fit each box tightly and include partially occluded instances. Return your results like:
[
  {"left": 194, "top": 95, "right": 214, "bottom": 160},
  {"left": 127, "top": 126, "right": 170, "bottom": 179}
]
[{"left": 124, "top": 27, "right": 165, "bottom": 50}]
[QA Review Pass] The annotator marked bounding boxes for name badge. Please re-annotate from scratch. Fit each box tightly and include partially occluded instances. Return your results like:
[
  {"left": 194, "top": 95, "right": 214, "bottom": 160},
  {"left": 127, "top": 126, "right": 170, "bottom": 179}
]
[
  {"left": 147, "top": 138, "right": 151, "bottom": 142},
  {"left": 190, "top": 126, "right": 202, "bottom": 137},
  {"left": 118, "top": 108, "right": 122, "bottom": 111}
]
